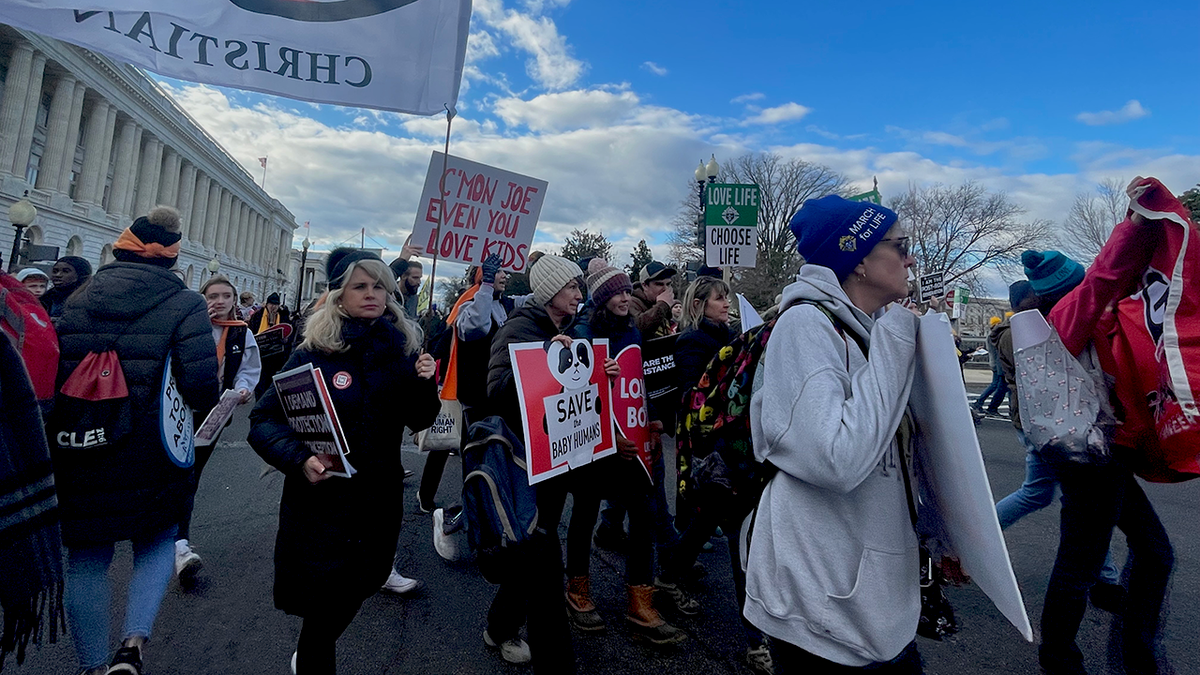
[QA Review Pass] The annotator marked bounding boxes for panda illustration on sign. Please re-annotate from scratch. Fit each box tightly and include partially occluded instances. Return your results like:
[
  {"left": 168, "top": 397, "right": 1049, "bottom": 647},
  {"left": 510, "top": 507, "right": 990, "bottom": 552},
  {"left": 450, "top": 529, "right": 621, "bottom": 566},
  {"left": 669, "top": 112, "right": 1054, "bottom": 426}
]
[{"left": 540, "top": 338, "right": 603, "bottom": 439}]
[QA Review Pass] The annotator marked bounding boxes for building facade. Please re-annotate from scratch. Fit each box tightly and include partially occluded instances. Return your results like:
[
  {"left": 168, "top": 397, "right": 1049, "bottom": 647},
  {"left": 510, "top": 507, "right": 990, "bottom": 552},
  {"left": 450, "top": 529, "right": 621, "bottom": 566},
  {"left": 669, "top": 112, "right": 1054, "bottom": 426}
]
[{"left": 0, "top": 25, "right": 296, "bottom": 297}]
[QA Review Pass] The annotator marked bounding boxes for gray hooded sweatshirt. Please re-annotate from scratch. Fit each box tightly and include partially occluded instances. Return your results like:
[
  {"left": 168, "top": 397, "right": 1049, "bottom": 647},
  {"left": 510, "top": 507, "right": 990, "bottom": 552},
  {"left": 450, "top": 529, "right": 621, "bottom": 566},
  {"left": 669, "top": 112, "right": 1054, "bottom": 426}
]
[{"left": 745, "top": 264, "right": 920, "bottom": 666}]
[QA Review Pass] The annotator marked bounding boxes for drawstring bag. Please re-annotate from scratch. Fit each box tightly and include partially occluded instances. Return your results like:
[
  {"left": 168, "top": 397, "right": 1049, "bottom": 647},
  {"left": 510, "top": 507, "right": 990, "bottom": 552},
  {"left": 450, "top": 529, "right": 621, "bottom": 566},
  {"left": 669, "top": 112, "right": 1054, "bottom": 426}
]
[
  {"left": 50, "top": 347, "right": 132, "bottom": 451},
  {"left": 418, "top": 399, "right": 463, "bottom": 453}
]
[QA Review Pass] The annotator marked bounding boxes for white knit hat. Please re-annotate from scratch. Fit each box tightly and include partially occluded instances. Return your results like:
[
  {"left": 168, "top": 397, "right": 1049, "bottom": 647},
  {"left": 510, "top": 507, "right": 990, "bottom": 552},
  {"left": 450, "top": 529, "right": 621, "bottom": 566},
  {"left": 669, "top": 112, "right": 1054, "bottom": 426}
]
[{"left": 530, "top": 254, "right": 582, "bottom": 306}]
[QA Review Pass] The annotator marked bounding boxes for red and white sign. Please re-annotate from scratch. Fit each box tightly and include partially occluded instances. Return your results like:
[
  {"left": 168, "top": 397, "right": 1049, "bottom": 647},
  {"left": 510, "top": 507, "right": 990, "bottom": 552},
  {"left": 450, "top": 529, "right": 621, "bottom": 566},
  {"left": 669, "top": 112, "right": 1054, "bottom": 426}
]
[
  {"left": 509, "top": 338, "right": 616, "bottom": 485},
  {"left": 613, "top": 345, "right": 653, "bottom": 483},
  {"left": 411, "top": 152, "right": 548, "bottom": 273}
]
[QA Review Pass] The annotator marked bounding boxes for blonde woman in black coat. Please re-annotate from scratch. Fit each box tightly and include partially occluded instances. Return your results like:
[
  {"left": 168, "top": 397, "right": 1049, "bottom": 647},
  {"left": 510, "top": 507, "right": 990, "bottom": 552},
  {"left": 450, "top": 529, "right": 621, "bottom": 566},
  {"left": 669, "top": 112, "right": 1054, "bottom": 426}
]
[{"left": 250, "top": 250, "right": 439, "bottom": 675}]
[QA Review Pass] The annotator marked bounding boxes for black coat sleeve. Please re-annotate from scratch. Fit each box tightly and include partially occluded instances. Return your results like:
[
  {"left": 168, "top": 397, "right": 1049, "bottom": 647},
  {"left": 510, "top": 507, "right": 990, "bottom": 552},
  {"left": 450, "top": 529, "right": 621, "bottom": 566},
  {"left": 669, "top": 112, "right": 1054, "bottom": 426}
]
[
  {"left": 674, "top": 333, "right": 714, "bottom": 395},
  {"left": 248, "top": 350, "right": 314, "bottom": 477},
  {"left": 405, "top": 369, "right": 441, "bottom": 433},
  {"left": 172, "top": 293, "right": 220, "bottom": 416}
]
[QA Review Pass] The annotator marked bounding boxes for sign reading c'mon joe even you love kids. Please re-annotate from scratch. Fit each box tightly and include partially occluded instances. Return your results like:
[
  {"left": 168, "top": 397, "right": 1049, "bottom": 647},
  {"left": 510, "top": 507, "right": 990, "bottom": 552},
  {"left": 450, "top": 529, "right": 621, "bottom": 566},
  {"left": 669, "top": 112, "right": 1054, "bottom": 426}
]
[
  {"left": 412, "top": 152, "right": 549, "bottom": 273},
  {"left": 0, "top": 0, "right": 471, "bottom": 115}
]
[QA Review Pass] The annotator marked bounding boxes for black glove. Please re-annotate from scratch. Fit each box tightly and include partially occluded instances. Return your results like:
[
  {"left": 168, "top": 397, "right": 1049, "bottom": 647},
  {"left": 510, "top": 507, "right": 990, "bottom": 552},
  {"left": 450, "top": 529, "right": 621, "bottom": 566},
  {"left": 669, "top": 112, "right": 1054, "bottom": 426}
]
[{"left": 481, "top": 254, "right": 502, "bottom": 285}]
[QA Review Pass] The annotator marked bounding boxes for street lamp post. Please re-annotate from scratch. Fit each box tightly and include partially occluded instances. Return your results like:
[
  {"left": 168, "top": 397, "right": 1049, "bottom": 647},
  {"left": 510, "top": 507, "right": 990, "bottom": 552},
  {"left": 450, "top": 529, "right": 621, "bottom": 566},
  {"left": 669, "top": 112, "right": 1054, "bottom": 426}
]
[
  {"left": 694, "top": 155, "right": 720, "bottom": 248},
  {"left": 294, "top": 236, "right": 310, "bottom": 316},
  {"left": 7, "top": 192, "right": 37, "bottom": 273},
  {"left": 207, "top": 256, "right": 220, "bottom": 277}
]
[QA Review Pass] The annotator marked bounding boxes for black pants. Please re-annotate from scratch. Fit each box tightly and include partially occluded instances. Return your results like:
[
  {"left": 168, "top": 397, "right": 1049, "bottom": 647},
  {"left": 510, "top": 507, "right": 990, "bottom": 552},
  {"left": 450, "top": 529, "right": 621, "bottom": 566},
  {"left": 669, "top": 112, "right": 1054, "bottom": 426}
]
[
  {"left": 772, "top": 639, "right": 922, "bottom": 673},
  {"left": 1040, "top": 455, "right": 1174, "bottom": 673},
  {"left": 566, "top": 457, "right": 654, "bottom": 585},
  {"left": 418, "top": 450, "right": 452, "bottom": 510},
  {"left": 295, "top": 598, "right": 363, "bottom": 675},
  {"left": 177, "top": 443, "right": 217, "bottom": 542}
]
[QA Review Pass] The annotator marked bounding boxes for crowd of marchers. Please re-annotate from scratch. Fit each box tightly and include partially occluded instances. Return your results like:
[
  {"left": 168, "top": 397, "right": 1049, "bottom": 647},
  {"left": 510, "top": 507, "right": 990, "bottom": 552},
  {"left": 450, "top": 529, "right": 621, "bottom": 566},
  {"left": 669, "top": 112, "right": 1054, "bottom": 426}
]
[{"left": 0, "top": 175, "right": 1192, "bottom": 675}]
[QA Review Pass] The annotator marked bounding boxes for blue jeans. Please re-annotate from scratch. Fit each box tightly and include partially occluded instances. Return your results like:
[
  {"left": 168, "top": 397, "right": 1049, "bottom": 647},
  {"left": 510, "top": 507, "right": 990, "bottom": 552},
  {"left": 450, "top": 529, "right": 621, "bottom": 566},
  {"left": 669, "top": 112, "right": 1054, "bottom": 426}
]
[
  {"left": 996, "top": 432, "right": 1119, "bottom": 584},
  {"left": 975, "top": 370, "right": 1009, "bottom": 411},
  {"left": 65, "top": 527, "right": 177, "bottom": 670}
]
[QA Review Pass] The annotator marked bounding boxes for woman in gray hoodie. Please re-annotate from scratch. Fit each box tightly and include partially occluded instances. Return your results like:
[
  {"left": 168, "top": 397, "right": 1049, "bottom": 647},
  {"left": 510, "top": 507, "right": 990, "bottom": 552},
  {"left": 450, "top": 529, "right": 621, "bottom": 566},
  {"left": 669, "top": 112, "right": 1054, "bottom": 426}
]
[{"left": 745, "top": 195, "right": 923, "bottom": 672}]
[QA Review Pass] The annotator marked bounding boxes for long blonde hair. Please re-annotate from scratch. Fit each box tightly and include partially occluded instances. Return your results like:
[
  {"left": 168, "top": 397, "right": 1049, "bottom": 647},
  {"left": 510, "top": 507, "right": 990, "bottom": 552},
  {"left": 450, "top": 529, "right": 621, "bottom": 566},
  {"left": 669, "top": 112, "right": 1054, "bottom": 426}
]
[
  {"left": 681, "top": 276, "right": 730, "bottom": 331},
  {"left": 300, "top": 258, "right": 422, "bottom": 355}
]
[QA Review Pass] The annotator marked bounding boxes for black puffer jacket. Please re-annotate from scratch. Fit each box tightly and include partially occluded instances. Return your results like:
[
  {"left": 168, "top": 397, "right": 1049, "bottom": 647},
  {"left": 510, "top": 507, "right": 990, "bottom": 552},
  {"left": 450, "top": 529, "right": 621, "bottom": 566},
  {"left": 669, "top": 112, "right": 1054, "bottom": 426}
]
[
  {"left": 52, "top": 262, "right": 219, "bottom": 546},
  {"left": 675, "top": 318, "right": 736, "bottom": 396},
  {"left": 249, "top": 316, "right": 439, "bottom": 616},
  {"left": 487, "top": 303, "right": 570, "bottom": 438}
]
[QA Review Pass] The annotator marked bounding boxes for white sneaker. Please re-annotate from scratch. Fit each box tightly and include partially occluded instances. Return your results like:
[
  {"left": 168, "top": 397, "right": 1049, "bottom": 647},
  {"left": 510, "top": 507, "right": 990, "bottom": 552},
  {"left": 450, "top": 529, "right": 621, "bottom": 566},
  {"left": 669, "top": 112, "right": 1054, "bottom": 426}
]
[
  {"left": 380, "top": 570, "right": 425, "bottom": 596},
  {"left": 484, "top": 629, "right": 531, "bottom": 664},
  {"left": 290, "top": 651, "right": 297, "bottom": 675},
  {"left": 174, "top": 540, "right": 203, "bottom": 583}
]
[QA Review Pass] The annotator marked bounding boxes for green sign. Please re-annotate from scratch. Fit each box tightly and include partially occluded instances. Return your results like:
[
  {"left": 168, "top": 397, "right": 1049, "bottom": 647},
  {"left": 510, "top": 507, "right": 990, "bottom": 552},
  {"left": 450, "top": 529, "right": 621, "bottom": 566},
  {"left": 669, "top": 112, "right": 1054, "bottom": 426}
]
[
  {"left": 705, "top": 183, "right": 759, "bottom": 227},
  {"left": 848, "top": 188, "right": 882, "bottom": 205}
]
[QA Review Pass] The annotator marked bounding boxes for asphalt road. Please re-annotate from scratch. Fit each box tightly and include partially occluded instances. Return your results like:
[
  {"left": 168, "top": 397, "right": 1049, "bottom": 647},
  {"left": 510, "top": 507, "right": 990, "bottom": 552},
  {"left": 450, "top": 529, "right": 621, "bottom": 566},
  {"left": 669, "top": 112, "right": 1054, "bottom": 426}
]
[{"left": 19, "top": 397, "right": 1199, "bottom": 675}]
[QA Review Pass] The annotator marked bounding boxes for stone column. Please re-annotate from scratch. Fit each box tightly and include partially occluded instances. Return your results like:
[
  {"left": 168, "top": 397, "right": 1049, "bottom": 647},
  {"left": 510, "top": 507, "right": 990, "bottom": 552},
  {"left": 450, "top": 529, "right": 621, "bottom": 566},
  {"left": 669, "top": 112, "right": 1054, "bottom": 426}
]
[
  {"left": 35, "top": 74, "right": 75, "bottom": 190},
  {"left": 77, "top": 98, "right": 112, "bottom": 204},
  {"left": 237, "top": 204, "right": 251, "bottom": 259},
  {"left": 133, "top": 137, "right": 163, "bottom": 215},
  {"left": 225, "top": 198, "right": 242, "bottom": 256},
  {"left": 121, "top": 126, "right": 144, "bottom": 216},
  {"left": 176, "top": 162, "right": 197, "bottom": 238},
  {"left": 279, "top": 229, "right": 291, "bottom": 275},
  {"left": 57, "top": 80, "right": 86, "bottom": 192},
  {"left": 107, "top": 120, "right": 137, "bottom": 215},
  {"left": 0, "top": 42, "right": 34, "bottom": 173},
  {"left": 93, "top": 105, "right": 117, "bottom": 205},
  {"left": 157, "top": 149, "right": 180, "bottom": 206},
  {"left": 255, "top": 217, "right": 266, "bottom": 267},
  {"left": 12, "top": 52, "right": 48, "bottom": 177},
  {"left": 189, "top": 173, "right": 211, "bottom": 244},
  {"left": 217, "top": 190, "right": 233, "bottom": 254},
  {"left": 203, "top": 182, "right": 221, "bottom": 248}
]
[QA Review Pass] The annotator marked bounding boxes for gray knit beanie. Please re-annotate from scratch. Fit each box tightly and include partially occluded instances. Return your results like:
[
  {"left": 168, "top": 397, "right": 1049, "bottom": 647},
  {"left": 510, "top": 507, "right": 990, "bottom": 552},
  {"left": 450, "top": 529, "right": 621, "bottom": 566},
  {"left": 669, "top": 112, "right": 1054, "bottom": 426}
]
[{"left": 530, "top": 254, "right": 582, "bottom": 306}]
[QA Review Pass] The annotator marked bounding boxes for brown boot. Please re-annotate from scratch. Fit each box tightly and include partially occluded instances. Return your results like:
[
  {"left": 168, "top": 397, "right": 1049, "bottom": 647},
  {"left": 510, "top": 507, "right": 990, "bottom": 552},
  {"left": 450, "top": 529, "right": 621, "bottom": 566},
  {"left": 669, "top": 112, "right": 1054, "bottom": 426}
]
[
  {"left": 566, "top": 575, "right": 606, "bottom": 632},
  {"left": 626, "top": 585, "right": 686, "bottom": 645}
]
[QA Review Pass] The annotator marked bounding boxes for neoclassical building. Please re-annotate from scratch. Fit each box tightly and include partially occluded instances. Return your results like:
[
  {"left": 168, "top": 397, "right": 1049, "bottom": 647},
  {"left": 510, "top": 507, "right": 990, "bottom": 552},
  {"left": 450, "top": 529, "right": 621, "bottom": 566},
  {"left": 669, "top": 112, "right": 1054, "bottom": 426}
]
[{"left": 0, "top": 24, "right": 296, "bottom": 298}]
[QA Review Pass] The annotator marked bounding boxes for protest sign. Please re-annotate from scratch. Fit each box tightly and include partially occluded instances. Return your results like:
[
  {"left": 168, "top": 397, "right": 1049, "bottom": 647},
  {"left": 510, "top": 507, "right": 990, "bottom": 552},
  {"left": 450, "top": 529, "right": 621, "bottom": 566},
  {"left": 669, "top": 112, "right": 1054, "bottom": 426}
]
[
  {"left": 255, "top": 323, "right": 293, "bottom": 359},
  {"left": 0, "top": 0, "right": 471, "bottom": 115},
  {"left": 704, "top": 183, "right": 759, "bottom": 268},
  {"left": 273, "top": 363, "right": 355, "bottom": 478},
  {"left": 411, "top": 152, "right": 548, "bottom": 273},
  {"left": 195, "top": 389, "right": 242, "bottom": 447},
  {"left": 642, "top": 335, "right": 678, "bottom": 405},
  {"left": 919, "top": 272, "right": 945, "bottom": 304},
  {"left": 908, "top": 311, "right": 1033, "bottom": 641},
  {"left": 509, "top": 338, "right": 616, "bottom": 485},
  {"left": 736, "top": 294, "right": 763, "bottom": 332},
  {"left": 159, "top": 354, "right": 194, "bottom": 468},
  {"left": 613, "top": 345, "right": 653, "bottom": 482}
]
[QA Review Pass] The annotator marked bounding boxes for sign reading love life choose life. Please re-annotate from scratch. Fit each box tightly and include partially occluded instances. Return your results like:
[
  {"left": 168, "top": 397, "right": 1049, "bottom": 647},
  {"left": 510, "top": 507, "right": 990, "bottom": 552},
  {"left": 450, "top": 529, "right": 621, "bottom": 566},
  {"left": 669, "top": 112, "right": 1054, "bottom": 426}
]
[
  {"left": 704, "top": 183, "right": 759, "bottom": 268},
  {"left": 412, "top": 152, "right": 549, "bottom": 273},
  {"left": 510, "top": 339, "right": 617, "bottom": 485}
]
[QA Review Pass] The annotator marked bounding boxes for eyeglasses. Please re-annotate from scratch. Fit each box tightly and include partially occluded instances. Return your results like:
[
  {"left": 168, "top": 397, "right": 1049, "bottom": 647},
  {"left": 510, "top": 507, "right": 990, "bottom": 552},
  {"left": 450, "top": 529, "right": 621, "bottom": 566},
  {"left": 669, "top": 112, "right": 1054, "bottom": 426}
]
[{"left": 880, "top": 237, "right": 910, "bottom": 258}]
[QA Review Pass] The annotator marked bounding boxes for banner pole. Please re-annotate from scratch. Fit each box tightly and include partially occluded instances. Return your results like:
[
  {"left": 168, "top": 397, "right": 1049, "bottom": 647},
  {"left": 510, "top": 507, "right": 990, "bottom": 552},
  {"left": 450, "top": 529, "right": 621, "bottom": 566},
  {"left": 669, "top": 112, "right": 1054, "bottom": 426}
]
[{"left": 423, "top": 105, "right": 455, "bottom": 350}]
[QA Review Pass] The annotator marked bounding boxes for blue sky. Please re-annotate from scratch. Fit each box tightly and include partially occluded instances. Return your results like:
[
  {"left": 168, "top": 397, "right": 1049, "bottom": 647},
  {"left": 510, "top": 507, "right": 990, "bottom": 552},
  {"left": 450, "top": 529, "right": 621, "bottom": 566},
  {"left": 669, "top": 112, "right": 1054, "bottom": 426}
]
[{"left": 158, "top": 0, "right": 1200, "bottom": 281}]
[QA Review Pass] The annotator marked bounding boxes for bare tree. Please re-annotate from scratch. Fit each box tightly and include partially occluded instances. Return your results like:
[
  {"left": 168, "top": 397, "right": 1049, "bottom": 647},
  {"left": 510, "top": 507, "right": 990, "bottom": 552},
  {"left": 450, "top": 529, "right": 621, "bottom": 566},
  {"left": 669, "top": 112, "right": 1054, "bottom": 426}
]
[
  {"left": 1060, "top": 178, "right": 1126, "bottom": 263},
  {"left": 890, "top": 181, "right": 1053, "bottom": 291}
]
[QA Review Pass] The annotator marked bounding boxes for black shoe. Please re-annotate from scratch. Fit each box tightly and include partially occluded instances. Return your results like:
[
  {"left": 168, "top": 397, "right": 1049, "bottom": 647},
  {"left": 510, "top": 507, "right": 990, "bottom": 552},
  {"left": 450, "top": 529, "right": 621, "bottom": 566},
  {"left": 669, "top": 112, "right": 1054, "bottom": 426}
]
[
  {"left": 1089, "top": 581, "right": 1127, "bottom": 614},
  {"left": 106, "top": 645, "right": 142, "bottom": 674},
  {"left": 1039, "top": 646, "right": 1087, "bottom": 675}
]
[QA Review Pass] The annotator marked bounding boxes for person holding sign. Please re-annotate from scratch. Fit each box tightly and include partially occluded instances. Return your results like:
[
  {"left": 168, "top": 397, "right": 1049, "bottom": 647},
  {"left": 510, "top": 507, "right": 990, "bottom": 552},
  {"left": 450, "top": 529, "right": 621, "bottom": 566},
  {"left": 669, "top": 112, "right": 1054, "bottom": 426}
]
[
  {"left": 249, "top": 249, "right": 439, "bottom": 675},
  {"left": 173, "top": 275, "right": 262, "bottom": 587},
  {"left": 486, "top": 254, "right": 609, "bottom": 673},
  {"left": 51, "top": 206, "right": 219, "bottom": 675},
  {"left": 569, "top": 266, "right": 685, "bottom": 644},
  {"left": 745, "top": 196, "right": 926, "bottom": 672},
  {"left": 250, "top": 292, "right": 292, "bottom": 399}
]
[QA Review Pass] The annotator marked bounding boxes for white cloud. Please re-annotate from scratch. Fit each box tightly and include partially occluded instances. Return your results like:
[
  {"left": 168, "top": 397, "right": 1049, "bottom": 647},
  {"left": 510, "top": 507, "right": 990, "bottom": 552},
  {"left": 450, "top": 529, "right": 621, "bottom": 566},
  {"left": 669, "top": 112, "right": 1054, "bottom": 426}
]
[
  {"left": 731, "top": 92, "right": 765, "bottom": 104},
  {"left": 474, "top": 0, "right": 585, "bottom": 91},
  {"left": 641, "top": 61, "right": 668, "bottom": 76},
  {"left": 1075, "top": 100, "right": 1150, "bottom": 126},
  {"left": 743, "top": 102, "right": 811, "bottom": 126},
  {"left": 493, "top": 89, "right": 641, "bottom": 132}
]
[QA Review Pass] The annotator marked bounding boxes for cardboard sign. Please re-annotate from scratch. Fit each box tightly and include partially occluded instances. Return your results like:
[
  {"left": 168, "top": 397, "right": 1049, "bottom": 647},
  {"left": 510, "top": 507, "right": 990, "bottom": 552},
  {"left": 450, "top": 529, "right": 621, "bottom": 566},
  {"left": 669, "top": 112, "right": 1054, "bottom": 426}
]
[
  {"left": 642, "top": 335, "right": 679, "bottom": 405},
  {"left": 195, "top": 389, "right": 242, "bottom": 447},
  {"left": 613, "top": 345, "right": 653, "bottom": 483},
  {"left": 509, "top": 338, "right": 616, "bottom": 485},
  {"left": 411, "top": 152, "right": 548, "bottom": 273},
  {"left": 273, "top": 364, "right": 355, "bottom": 478},
  {"left": 256, "top": 323, "right": 293, "bottom": 359},
  {"left": 919, "top": 272, "right": 945, "bottom": 303},
  {"left": 909, "top": 312, "right": 1033, "bottom": 641}
]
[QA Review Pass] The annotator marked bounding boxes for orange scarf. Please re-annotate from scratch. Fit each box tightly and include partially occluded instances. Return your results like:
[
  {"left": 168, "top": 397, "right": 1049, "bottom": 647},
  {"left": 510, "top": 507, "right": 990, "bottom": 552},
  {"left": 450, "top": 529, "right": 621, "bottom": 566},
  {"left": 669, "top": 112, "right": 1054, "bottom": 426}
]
[
  {"left": 113, "top": 228, "right": 180, "bottom": 259},
  {"left": 440, "top": 270, "right": 485, "bottom": 401},
  {"left": 213, "top": 318, "right": 247, "bottom": 372}
]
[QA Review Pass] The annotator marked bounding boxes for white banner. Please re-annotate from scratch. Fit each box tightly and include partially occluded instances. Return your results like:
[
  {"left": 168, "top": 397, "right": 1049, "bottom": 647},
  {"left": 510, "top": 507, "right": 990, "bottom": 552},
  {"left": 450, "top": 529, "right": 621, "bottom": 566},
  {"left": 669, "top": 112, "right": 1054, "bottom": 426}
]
[
  {"left": 411, "top": 151, "right": 548, "bottom": 273},
  {"left": 0, "top": 0, "right": 472, "bottom": 114}
]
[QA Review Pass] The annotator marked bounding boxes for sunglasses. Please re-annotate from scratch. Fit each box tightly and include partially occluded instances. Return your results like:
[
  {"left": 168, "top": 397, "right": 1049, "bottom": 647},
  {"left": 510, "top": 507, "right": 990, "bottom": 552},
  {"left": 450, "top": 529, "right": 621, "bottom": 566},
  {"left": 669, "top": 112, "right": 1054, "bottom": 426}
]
[{"left": 880, "top": 236, "right": 910, "bottom": 258}]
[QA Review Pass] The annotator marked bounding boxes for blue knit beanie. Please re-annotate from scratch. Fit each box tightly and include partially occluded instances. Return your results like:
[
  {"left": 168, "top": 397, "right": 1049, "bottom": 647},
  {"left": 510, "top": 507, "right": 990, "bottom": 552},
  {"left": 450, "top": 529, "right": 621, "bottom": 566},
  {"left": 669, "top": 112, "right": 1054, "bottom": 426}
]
[
  {"left": 1022, "top": 250, "right": 1084, "bottom": 299},
  {"left": 788, "top": 195, "right": 899, "bottom": 279}
]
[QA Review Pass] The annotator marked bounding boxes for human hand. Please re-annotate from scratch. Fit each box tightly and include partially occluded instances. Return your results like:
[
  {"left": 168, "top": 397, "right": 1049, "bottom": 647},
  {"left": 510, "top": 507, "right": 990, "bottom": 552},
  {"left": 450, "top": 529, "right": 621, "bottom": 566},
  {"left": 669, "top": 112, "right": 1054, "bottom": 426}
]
[
  {"left": 207, "top": 304, "right": 224, "bottom": 321},
  {"left": 616, "top": 436, "right": 638, "bottom": 460},
  {"left": 237, "top": 388, "right": 252, "bottom": 404},
  {"left": 604, "top": 357, "right": 620, "bottom": 379},
  {"left": 939, "top": 556, "right": 971, "bottom": 586},
  {"left": 303, "top": 454, "right": 336, "bottom": 484},
  {"left": 549, "top": 334, "right": 573, "bottom": 350},
  {"left": 415, "top": 353, "right": 437, "bottom": 380},
  {"left": 659, "top": 285, "right": 675, "bottom": 306},
  {"left": 481, "top": 254, "right": 502, "bottom": 285},
  {"left": 400, "top": 235, "right": 421, "bottom": 261},
  {"left": 1126, "top": 176, "right": 1148, "bottom": 226},
  {"left": 648, "top": 420, "right": 663, "bottom": 449}
]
